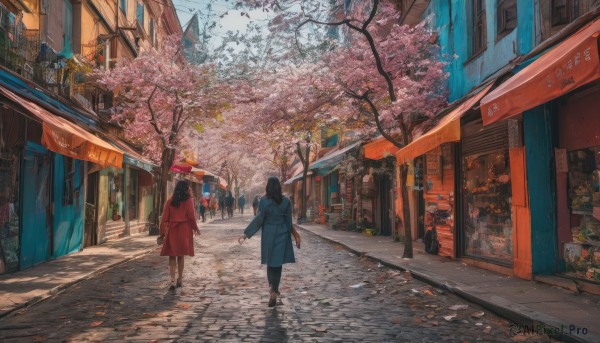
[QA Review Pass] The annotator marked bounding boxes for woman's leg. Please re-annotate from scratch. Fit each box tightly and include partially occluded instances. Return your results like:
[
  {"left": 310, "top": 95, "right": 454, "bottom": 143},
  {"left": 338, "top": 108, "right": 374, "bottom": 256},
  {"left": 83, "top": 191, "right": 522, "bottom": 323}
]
[
  {"left": 267, "top": 266, "right": 282, "bottom": 306},
  {"left": 267, "top": 266, "right": 282, "bottom": 293},
  {"left": 169, "top": 257, "right": 177, "bottom": 288},
  {"left": 177, "top": 256, "right": 184, "bottom": 283}
]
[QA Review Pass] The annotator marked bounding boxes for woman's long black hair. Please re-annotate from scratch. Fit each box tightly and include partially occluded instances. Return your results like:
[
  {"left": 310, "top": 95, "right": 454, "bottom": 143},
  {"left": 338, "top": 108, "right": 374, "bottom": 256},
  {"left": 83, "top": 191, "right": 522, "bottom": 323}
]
[
  {"left": 171, "top": 180, "right": 190, "bottom": 207},
  {"left": 265, "top": 176, "right": 283, "bottom": 204}
]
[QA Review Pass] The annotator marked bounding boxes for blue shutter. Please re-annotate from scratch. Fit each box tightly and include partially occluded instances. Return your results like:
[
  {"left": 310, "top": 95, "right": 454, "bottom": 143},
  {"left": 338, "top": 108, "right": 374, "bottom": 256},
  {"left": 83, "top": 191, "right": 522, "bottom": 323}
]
[
  {"left": 120, "top": 0, "right": 127, "bottom": 15},
  {"left": 136, "top": 1, "right": 144, "bottom": 27},
  {"left": 60, "top": 0, "right": 73, "bottom": 58}
]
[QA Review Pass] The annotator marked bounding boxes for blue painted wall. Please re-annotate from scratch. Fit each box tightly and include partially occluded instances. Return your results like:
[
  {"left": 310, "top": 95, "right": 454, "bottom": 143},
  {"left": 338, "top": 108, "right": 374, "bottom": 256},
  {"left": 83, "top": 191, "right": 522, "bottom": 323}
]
[
  {"left": 426, "top": 0, "right": 538, "bottom": 101},
  {"left": 52, "top": 155, "right": 84, "bottom": 258},
  {"left": 524, "top": 106, "right": 559, "bottom": 274}
]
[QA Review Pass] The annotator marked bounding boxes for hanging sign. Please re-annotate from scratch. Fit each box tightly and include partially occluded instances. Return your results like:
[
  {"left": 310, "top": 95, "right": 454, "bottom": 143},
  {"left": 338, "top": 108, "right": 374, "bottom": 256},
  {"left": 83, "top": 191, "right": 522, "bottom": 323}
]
[
  {"left": 555, "top": 148, "right": 568, "bottom": 173},
  {"left": 426, "top": 154, "right": 441, "bottom": 177}
]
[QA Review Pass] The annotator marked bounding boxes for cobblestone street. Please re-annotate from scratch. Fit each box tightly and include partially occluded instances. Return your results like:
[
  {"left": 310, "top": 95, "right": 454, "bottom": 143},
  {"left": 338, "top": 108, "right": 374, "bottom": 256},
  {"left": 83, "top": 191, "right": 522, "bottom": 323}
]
[{"left": 0, "top": 215, "right": 551, "bottom": 342}]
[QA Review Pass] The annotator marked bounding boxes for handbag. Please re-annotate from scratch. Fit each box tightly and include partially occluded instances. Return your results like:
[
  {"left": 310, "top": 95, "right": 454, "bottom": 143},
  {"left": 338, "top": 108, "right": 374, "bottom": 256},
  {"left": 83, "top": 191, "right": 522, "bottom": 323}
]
[
  {"left": 291, "top": 225, "right": 301, "bottom": 248},
  {"left": 157, "top": 235, "right": 164, "bottom": 246}
]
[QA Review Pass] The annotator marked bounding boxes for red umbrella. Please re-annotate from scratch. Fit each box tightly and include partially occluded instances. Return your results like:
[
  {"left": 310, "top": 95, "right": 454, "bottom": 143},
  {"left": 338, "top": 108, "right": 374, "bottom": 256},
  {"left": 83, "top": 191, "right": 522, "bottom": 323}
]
[{"left": 170, "top": 162, "right": 192, "bottom": 174}]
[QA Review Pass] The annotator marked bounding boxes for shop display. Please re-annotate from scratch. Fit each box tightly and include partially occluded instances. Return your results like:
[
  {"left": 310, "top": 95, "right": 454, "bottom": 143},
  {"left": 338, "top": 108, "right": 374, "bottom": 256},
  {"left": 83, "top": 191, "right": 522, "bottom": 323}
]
[
  {"left": 463, "top": 151, "right": 513, "bottom": 264},
  {"left": 564, "top": 147, "right": 600, "bottom": 281}
]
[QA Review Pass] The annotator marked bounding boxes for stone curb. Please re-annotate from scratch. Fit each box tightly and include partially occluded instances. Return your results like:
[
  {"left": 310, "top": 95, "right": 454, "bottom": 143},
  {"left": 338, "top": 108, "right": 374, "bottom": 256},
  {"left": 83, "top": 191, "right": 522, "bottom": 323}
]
[
  {"left": 295, "top": 225, "right": 595, "bottom": 343},
  {"left": 0, "top": 246, "right": 158, "bottom": 321}
]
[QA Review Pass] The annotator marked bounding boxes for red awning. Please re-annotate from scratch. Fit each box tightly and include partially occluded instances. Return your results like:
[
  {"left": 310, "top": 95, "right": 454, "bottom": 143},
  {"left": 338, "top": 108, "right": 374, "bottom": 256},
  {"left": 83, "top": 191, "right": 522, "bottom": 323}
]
[
  {"left": 0, "top": 84, "right": 123, "bottom": 167},
  {"left": 480, "top": 17, "right": 600, "bottom": 125}
]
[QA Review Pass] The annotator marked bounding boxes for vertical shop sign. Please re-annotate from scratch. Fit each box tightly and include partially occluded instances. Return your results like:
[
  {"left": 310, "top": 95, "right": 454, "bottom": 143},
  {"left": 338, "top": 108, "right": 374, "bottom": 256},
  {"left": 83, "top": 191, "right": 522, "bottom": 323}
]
[
  {"left": 555, "top": 148, "right": 568, "bottom": 173},
  {"left": 508, "top": 119, "right": 522, "bottom": 148},
  {"left": 426, "top": 154, "right": 441, "bottom": 178}
]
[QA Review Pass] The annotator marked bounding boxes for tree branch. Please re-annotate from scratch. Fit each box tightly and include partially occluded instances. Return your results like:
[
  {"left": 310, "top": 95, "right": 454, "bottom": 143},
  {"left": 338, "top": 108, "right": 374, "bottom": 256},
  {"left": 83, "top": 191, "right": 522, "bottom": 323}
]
[
  {"left": 147, "top": 86, "right": 166, "bottom": 147},
  {"left": 295, "top": 0, "right": 395, "bottom": 102}
]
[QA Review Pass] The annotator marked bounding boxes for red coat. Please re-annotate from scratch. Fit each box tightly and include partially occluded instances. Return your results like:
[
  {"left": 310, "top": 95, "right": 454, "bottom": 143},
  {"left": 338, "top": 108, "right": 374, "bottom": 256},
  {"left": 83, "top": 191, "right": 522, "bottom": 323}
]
[{"left": 160, "top": 197, "right": 199, "bottom": 256}]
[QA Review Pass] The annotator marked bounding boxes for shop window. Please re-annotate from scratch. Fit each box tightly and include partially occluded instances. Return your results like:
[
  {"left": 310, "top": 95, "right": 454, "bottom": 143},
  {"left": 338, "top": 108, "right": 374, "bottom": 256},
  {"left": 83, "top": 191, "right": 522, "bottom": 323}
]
[
  {"left": 470, "top": 0, "right": 487, "bottom": 57},
  {"left": 128, "top": 169, "right": 138, "bottom": 220},
  {"left": 564, "top": 147, "right": 600, "bottom": 281},
  {"left": 0, "top": 154, "right": 20, "bottom": 273},
  {"left": 463, "top": 150, "right": 513, "bottom": 264},
  {"left": 108, "top": 171, "right": 124, "bottom": 221},
  {"left": 496, "top": 0, "right": 517, "bottom": 38},
  {"left": 63, "top": 157, "right": 76, "bottom": 205}
]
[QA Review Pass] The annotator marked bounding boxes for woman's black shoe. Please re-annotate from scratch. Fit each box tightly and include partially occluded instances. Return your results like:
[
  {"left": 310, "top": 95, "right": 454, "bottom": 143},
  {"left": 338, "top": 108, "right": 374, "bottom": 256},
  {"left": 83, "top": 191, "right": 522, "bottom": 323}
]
[{"left": 268, "top": 291, "right": 277, "bottom": 307}]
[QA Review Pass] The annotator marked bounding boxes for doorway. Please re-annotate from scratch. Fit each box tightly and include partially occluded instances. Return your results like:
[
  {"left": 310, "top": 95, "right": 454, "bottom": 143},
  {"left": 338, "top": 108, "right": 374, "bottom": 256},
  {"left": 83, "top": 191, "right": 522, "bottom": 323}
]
[
  {"left": 377, "top": 174, "right": 393, "bottom": 236},
  {"left": 84, "top": 171, "right": 98, "bottom": 247}
]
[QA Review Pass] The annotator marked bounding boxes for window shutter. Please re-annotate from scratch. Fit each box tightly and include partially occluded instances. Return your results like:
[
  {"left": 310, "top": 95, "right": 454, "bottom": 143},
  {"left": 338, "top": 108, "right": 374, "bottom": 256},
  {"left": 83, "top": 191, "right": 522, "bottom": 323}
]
[{"left": 461, "top": 120, "right": 508, "bottom": 156}]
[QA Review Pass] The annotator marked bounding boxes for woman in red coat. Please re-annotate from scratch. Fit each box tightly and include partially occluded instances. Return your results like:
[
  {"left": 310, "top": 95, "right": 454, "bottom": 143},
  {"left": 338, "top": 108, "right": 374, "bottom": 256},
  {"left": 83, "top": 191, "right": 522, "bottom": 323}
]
[{"left": 159, "top": 180, "right": 200, "bottom": 290}]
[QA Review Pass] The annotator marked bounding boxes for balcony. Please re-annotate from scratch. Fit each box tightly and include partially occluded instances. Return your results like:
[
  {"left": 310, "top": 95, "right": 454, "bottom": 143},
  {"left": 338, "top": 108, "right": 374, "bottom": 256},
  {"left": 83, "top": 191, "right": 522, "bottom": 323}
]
[{"left": 0, "top": 28, "right": 40, "bottom": 80}]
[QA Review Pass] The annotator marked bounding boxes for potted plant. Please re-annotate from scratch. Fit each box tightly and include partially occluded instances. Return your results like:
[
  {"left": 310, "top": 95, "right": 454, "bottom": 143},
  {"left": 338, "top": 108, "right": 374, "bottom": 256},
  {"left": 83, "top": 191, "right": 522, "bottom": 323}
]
[
  {"left": 112, "top": 202, "right": 121, "bottom": 221},
  {"left": 362, "top": 220, "right": 374, "bottom": 237}
]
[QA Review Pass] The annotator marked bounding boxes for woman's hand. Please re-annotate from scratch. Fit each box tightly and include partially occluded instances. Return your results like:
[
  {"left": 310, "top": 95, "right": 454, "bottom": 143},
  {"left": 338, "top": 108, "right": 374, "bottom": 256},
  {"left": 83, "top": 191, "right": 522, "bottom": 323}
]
[
  {"left": 294, "top": 236, "right": 301, "bottom": 249},
  {"left": 194, "top": 229, "right": 200, "bottom": 236},
  {"left": 238, "top": 235, "right": 247, "bottom": 245}
]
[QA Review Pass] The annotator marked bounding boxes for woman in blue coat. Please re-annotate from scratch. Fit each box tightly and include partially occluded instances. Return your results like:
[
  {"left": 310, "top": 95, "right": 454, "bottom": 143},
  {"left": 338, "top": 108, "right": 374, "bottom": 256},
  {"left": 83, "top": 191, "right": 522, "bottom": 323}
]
[{"left": 238, "top": 177, "right": 300, "bottom": 307}]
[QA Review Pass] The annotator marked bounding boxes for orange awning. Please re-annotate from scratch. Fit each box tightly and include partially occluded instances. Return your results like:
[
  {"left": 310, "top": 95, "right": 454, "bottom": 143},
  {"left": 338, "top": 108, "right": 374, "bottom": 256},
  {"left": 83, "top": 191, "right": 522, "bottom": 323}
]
[
  {"left": 364, "top": 137, "right": 399, "bottom": 160},
  {"left": 396, "top": 83, "right": 494, "bottom": 163},
  {"left": 480, "top": 18, "right": 600, "bottom": 125},
  {"left": 181, "top": 158, "right": 200, "bottom": 167},
  {"left": 0, "top": 85, "right": 123, "bottom": 168}
]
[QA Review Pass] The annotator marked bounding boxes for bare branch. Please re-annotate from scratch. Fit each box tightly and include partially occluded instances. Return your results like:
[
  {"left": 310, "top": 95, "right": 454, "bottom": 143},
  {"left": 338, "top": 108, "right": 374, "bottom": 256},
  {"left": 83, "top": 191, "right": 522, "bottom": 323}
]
[{"left": 147, "top": 86, "right": 166, "bottom": 147}]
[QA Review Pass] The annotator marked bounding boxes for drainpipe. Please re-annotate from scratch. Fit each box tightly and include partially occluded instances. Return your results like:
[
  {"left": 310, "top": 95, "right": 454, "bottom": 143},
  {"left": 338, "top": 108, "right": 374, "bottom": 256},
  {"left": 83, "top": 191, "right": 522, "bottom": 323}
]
[{"left": 124, "top": 164, "right": 130, "bottom": 235}]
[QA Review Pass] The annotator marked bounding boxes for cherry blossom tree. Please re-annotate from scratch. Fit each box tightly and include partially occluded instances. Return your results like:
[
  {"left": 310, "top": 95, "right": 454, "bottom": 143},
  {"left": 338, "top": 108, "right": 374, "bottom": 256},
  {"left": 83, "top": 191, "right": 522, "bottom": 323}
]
[
  {"left": 229, "top": 60, "right": 358, "bottom": 220},
  {"left": 240, "top": 0, "right": 448, "bottom": 257},
  {"left": 95, "top": 35, "right": 228, "bottom": 223}
]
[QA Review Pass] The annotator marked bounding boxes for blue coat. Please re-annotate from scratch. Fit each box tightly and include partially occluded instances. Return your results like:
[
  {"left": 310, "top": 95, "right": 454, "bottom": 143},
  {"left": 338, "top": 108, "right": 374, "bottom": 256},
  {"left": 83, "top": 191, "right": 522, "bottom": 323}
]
[{"left": 243, "top": 196, "right": 295, "bottom": 267}]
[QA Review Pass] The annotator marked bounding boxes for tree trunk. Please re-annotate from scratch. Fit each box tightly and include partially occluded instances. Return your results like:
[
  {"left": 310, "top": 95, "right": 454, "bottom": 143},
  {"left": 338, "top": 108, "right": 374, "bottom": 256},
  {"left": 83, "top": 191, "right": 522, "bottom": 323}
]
[
  {"left": 297, "top": 151, "right": 310, "bottom": 221},
  {"left": 354, "top": 176, "right": 362, "bottom": 226},
  {"left": 400, "top": 163, "right": 413, "bottom": 258},
  {"left": 296, "top": 138, "right": 311, "bottom": 222},
  {"left": 151, "top": 147, "right": 176, "bottom": 229},
  {"left": 299, "top": 161, "right": 309, "bottom": 221}
]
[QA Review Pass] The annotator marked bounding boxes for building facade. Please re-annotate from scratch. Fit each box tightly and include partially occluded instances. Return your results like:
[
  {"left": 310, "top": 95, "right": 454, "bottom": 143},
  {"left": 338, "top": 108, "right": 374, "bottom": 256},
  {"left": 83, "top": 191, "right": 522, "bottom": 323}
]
[{"left": 0, "top": 0, "right": 181, "bottom": 274}]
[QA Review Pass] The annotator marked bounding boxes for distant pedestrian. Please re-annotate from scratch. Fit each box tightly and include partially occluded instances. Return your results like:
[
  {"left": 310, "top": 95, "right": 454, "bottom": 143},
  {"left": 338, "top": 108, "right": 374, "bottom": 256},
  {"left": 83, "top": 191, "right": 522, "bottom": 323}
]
[
  {"left": 225, "top": 191, "right": 235, "bottom": 218},
  {"left": 252, "top": 195, "right": 259, "bottom": 216},
  {"left": 159, "top": 180, "right": 200, "bottom": 290},
  {"left": 238, "top": 194, "right": 246, "bottom": 214},
  {"left": 219, "top": 196, "right": 226, "bottom": 220},
  {"left": 238, "top": 177, "right": 301, "bottom": 307},
  {"left": 199, "top": 196, "right": 208, "bottom": 222},
  {"left": 209, "top": 193, "right": 217, "bottom": 219}
]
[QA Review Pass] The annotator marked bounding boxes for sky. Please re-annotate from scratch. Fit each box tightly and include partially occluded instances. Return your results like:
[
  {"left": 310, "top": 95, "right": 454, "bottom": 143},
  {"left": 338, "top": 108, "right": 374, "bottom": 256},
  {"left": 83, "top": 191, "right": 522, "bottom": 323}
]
[{"left": 171, "top": 0, "right": 269, "bottom": 38}]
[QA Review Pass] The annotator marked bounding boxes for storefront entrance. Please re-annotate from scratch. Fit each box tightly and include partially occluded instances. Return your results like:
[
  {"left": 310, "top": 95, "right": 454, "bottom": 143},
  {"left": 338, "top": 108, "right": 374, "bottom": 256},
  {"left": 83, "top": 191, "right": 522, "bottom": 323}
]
[{"left": 461, "top": 120, "right": 513, "bottom": 266}]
